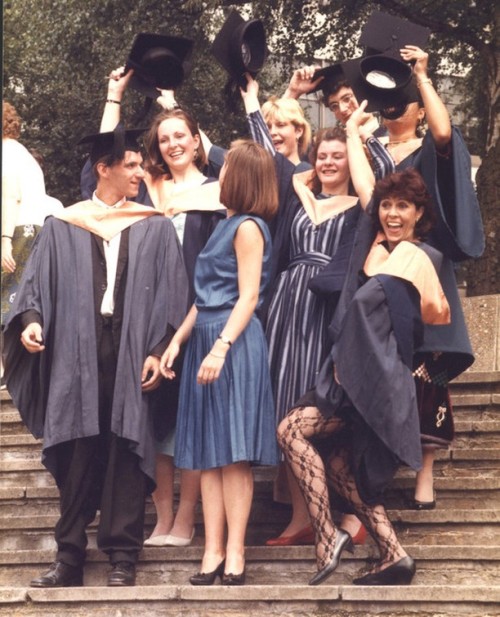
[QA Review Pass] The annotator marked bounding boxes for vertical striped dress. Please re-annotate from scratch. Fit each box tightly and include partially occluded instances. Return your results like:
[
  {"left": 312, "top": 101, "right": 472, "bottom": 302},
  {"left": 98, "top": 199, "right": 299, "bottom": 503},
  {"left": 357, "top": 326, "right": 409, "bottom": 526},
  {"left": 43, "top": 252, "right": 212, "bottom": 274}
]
[{"left": 265, "top": 205, "right": 357, "bottom": 425}]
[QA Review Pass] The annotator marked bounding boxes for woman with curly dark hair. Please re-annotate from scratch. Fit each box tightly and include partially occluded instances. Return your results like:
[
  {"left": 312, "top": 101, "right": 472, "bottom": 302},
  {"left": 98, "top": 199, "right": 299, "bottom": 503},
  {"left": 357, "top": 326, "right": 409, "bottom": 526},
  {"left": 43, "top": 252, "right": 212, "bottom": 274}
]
[{"left": 277, "top": 105, "right": 451, "bottom": 586}]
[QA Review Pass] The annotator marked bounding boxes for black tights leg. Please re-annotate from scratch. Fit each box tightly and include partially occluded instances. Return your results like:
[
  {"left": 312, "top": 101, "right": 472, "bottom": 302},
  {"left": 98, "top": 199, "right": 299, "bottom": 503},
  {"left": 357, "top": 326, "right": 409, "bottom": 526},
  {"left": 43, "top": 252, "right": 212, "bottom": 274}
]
[{"left": 277, "top": 406, "right": 342, "bottom": 569}]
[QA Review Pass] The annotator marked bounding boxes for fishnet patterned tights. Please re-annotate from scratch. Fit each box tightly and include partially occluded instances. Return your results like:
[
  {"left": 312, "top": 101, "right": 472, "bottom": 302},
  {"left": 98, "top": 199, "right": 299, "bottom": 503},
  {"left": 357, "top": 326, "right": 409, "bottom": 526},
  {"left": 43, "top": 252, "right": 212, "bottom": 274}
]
[{"left": 277, "top": 405, "right": 407, "bottom": 572}]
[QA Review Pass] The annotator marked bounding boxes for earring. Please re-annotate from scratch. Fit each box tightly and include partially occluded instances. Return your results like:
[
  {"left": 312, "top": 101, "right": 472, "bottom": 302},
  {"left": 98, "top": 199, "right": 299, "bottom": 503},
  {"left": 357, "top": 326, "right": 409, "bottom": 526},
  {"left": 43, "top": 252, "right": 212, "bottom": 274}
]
[{"left": 193, "top": 148, "right": 199, "bottom": 161}]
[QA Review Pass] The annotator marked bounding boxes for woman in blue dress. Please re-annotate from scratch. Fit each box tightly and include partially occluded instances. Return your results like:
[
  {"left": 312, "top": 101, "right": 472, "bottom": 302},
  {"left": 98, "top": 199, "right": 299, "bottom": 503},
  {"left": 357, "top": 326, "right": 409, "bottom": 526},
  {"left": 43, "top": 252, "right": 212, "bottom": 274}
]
[{"left": 160, "top": 141, "right": 280, "bottom": 585}]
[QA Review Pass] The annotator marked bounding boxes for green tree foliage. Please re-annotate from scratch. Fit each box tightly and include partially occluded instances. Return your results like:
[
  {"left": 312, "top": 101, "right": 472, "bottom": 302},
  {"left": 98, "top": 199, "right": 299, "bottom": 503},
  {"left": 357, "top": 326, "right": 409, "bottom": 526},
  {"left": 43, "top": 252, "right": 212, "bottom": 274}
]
[{"left": 3, "top": 0, "right": 261, "bottom": 203}]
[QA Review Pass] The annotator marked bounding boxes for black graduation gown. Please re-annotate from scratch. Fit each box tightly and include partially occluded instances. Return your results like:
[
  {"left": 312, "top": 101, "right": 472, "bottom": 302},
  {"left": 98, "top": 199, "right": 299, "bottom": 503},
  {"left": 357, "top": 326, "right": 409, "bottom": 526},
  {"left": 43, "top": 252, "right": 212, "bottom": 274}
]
[
  {"left": 3, "top": 214, "right": 188, "bottom": 485},
  {"left": 315, "top": 243, "right": 445, "bottom": 503},
  {"left": 81, "top": 159, "right": 225, "bottom": 303},
  {"left": 331, "top": 127, "right": 485, "bottom": 379}
]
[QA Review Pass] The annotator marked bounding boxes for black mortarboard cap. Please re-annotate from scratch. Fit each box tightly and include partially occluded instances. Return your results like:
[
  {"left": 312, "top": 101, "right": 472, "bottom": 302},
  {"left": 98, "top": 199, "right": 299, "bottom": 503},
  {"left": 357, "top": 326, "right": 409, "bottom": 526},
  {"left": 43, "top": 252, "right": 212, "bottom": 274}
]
[
  {"left": 341, "top": 55, "right": 418, "bottom": 113},
  {"left": 359, "top": 11, "right": 430, "bottom": 58},
  {"left": 78, "top": 125, "right": 145, "bottom": 165},
  {"left": 125, "top": 33, "right": 194, "bottom": 98},
  {"left": 211, "top": 10, "right": 268, "bottom": 89},
  {"left": 311, "top": 63, "right": 347, "bottom": 97}
]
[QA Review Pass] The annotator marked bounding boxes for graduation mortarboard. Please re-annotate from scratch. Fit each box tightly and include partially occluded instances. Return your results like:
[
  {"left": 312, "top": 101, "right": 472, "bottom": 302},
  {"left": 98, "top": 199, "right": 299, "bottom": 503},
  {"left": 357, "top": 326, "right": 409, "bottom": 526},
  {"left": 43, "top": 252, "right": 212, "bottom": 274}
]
[
  {"left": 311, "top": 63, "right": 346, "bottom": 98},
  {"left": 211, "top": 10, "right": 268, "bottom": 89},
  {"left": 125, "top": 33, "right": 194, "bottom": 98},
  {"left": 78, "top": 125, "right": 146, "bottom": 165},
  {"left": 359, "top": 11, "right": 430, "bottom": 58},
  {"left": 338, "top": 11, "right": 429, "bottom": 114},
  {"left": 341, "top": 55, "right": 417, "bottom": 113}
]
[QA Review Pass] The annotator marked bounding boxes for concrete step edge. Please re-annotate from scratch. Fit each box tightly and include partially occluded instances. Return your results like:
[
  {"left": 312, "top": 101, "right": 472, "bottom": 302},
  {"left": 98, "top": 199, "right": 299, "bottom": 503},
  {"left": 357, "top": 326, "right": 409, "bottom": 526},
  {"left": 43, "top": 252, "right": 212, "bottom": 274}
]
[
  {"left": 451, "top": 370, "right": 500, "bottom": 384},
  {"left": 1, "top": 544, "right": 499, "bottom": 566},
  {"left": 0, "top": 508, "right": 499, "bottom": 529},
  {"left": 1, "top": 583, "right": 499, "bottom": 605}
]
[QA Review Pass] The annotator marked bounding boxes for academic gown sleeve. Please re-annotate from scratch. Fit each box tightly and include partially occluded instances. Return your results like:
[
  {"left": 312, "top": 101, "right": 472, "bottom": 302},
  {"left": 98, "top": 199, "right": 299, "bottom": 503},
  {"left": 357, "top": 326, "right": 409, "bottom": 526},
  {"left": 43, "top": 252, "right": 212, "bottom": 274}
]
[
  {"left": 400, "top": 126, "right": 485, "bottom": 262},
  {"left": 258, "top": 152, "right": 300, "bottom": 324}
]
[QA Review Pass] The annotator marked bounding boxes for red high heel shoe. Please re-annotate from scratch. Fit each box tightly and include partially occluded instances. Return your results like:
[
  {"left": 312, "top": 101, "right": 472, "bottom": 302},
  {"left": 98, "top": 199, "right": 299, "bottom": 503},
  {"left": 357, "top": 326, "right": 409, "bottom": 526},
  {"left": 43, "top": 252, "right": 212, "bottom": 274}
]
[
  {"left": 348, "top": 523, "right": 367, "bottom": 546},
  {"left": 265, "top": 524, "right": 315, "bottom": 546}
]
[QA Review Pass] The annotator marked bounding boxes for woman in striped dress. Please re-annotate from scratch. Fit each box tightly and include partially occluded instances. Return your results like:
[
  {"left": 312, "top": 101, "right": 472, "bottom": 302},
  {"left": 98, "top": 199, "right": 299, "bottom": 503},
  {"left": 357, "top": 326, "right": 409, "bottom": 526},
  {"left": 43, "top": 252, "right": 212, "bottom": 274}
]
[
  {"left": 264, "top": 127, "right": 361, "bottom": 541},
  {"left": 240, "top": 75, "right": 394, "bottom": 546}
]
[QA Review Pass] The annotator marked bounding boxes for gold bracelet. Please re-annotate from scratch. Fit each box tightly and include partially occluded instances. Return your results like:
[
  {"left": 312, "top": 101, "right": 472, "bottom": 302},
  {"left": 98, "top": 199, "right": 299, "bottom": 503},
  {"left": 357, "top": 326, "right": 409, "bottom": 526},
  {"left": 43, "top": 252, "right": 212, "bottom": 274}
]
[
  {"left": 417, "top": 78, "right": 432, "bottom": 88},
  {"left": 209, "top": 352, "right": 225, "bottom": 359}
]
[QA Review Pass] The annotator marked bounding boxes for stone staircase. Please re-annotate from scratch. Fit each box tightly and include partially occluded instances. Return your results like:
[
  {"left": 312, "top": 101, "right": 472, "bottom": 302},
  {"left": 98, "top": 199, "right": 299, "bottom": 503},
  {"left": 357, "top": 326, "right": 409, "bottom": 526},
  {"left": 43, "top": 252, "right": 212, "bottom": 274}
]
[{"left": 1, "top": 294, "right": 499, "bottom": 617}]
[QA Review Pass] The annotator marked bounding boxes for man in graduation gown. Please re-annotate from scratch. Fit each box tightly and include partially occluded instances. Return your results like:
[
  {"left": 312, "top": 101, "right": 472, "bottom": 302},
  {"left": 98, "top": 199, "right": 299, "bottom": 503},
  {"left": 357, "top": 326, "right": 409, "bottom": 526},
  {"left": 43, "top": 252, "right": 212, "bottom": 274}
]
[{"left": 3, "top": 127, "right": 188, "bottom": 587}]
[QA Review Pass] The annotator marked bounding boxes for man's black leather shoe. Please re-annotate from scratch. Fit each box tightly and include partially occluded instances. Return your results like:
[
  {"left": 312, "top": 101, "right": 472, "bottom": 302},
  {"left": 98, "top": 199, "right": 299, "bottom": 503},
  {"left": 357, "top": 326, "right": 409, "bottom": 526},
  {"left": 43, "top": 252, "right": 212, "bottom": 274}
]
[
  {"left": 30, "top": 561, "right": 83, "bottom": 587},
  {"left": 108, "top": 562, "right": 136, "bottom": 586}
]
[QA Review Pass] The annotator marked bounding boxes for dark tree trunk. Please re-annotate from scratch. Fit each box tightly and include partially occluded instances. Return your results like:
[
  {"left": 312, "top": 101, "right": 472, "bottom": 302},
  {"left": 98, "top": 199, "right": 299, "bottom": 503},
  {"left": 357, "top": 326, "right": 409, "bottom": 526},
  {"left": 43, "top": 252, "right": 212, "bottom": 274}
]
[{"left": 464, "top": 138, "right": 500, "bottom": 296}]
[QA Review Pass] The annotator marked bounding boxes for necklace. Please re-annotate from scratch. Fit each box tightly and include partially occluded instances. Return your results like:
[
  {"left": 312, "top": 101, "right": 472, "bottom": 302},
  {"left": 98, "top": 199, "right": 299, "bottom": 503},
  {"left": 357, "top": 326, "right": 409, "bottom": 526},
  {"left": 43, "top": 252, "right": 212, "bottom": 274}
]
[{"left": 386, "top": 137, "right": 419, "bottom": 147}]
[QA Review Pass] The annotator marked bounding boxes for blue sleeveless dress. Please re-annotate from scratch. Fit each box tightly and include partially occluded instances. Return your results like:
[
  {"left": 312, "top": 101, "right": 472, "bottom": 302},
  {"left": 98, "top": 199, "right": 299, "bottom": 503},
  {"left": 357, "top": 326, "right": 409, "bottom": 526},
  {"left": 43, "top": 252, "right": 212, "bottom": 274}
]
[{"left": 174, "top": 213, "right": 279, "bottom": 470}]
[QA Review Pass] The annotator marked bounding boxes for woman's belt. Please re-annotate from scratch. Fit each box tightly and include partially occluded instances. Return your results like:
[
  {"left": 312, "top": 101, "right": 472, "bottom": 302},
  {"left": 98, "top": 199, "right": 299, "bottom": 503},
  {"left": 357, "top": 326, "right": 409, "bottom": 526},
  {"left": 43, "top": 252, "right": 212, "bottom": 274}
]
[{"left": 288, "top": 251, "right": 331, "bottom": 269}]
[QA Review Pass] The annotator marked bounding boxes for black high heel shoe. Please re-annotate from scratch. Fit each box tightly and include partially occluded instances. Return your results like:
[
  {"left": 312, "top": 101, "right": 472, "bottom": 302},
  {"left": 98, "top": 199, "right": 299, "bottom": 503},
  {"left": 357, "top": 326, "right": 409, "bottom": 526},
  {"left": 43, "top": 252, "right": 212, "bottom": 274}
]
[
  {"left": 309, "top": 528, "right": 353, "bottom": 586},
  {"left": 189, "top": 559, "right": 225, "bottom": 586},
  {"left": 222, "top": 568, "right": 246, "bottom": 586},
  {"left": 410, "top": 498, "right": 436, "bottom": 511},
  {"left": 353, "top": 555, "right": 416, "bottom": 585}
]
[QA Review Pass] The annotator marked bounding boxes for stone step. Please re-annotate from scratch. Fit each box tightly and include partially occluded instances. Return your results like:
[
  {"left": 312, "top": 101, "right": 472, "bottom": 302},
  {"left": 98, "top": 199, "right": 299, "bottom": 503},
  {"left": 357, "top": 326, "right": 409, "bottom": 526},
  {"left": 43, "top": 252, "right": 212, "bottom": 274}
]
[
  {"left": 2, "top": 583, "right": 499, "bottom": 617},
  {"left": 0, "top": 478, "right": 499, "bottom": 511},
  {"left": 1, "top": 378, "right": 498, "bottom": 430},
  {"left": 0, "top": 510, "right": 498, "bottom": 554},
  {"left": 1, "top": 472, "right": 499, "bottom": 515},
  {"left": 2, "top": 403, "right": 499, "bottom": 430},
  {"left": 0, "top": 544, "right": 499, "bottom": 587}
]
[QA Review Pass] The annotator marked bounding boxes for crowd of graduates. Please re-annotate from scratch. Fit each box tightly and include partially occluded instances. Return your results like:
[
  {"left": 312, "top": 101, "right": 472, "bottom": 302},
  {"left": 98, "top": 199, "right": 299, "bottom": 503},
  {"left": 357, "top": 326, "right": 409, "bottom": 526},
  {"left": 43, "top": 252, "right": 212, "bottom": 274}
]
[{"left": 1, "top": 9, "right": 484, "bottom": 589}]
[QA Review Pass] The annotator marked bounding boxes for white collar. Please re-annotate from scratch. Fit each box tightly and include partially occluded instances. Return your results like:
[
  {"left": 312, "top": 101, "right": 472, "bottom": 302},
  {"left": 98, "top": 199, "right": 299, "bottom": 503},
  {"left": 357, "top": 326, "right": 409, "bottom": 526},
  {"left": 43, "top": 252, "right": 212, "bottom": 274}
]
[{"left": 92, "top": 191, "right": 126, "bottom": 210}]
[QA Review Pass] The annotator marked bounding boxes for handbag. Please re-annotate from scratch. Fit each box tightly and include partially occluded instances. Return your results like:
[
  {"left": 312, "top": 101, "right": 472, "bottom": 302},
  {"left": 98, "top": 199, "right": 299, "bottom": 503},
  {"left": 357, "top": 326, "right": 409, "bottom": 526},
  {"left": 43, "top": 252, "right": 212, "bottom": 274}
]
[{"left": 414, "top": 369, "right": 454, "bottom": 447}]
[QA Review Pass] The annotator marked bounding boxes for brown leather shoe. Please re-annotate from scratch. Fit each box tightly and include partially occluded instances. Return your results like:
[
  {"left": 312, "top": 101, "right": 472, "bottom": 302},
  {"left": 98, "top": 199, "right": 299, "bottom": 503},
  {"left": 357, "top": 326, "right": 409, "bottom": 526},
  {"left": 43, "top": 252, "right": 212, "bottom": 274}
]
[
  {"left": 30, "top": 561, "right": 83, "bottom": 587},
  {"left": 107, "top": 562, "right": 136, "bottom": 586}
]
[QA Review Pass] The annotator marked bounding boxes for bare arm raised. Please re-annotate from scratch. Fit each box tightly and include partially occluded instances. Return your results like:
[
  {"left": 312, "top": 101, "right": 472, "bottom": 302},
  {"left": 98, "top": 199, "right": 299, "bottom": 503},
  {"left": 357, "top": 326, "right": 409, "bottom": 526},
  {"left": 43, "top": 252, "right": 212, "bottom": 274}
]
[
  {"left": 283, "top": 65, "right": 323, "bottom": 99},
  {"left": 99, "top": 66, "right": 133, "bottom": 132},
  {"left": 400, "top": 46, "right": 451, "bottom": 149}
]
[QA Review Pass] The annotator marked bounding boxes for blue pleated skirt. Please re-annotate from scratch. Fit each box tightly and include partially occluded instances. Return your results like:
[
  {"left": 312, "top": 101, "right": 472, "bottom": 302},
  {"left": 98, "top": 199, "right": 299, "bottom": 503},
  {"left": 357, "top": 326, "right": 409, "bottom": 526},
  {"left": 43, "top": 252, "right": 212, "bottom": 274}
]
[{"left": 174, "top": 308, "right": 279, "bottom": 470}]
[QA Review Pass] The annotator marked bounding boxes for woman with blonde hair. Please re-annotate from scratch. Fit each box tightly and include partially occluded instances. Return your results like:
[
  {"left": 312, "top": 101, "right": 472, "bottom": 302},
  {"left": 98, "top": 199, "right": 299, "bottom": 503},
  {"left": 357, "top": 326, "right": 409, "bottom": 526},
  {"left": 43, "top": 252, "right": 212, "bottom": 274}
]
[{"left": 261, "top": 96, "right": 312, "bottom": 172}]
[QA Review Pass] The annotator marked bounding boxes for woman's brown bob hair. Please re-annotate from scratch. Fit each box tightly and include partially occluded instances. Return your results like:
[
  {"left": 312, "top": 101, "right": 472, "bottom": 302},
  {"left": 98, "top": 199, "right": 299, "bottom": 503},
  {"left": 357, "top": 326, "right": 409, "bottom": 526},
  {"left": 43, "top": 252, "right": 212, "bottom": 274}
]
[
  {"left": 3, "top": 102, "right": 21, "bottom": 139},
  {"left": 372, "top": 168, "right": 436, "bottom": 239},
  {"left": 308, "top": 127, "right": 354, "bottom": 196},
  {"left": 144, "top": 108, "right": 207, "bottom": 179},
  {"left": 219, "top": 141, "right": 278, "bottom": 222}
]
